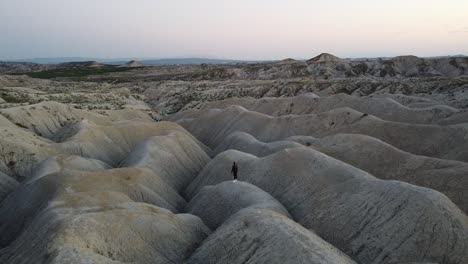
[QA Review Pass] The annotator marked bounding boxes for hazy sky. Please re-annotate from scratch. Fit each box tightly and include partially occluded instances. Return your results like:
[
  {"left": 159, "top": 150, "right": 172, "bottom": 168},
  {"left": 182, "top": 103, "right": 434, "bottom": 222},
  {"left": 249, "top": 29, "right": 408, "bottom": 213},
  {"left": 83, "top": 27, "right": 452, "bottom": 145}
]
[{"left": 1, "top": 0, "right": 467, "bottom": 60}]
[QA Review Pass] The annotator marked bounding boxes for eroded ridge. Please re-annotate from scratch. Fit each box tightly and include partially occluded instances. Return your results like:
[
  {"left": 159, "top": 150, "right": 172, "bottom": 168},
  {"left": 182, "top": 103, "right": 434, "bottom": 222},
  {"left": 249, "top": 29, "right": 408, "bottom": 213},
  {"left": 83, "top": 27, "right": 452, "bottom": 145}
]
[
  {"left": 0, "top": 90, "right": 467, "bottom": 264},
  {"left": 0, "top": 110, "right": 214, "bottom": 263},
  {"left": 185, "top": 148, "right": 468, "bottom": 264}
]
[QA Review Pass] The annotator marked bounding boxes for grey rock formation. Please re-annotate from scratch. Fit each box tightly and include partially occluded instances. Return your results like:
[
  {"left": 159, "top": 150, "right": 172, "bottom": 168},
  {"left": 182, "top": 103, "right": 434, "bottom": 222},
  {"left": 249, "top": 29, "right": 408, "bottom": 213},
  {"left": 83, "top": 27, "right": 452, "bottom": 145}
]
[
  {"left": 120, "top": 131, "right": 211, "bottom": 193},
  {"left": 54, "top": 120, "right": 203, "bottom": 166},
  {"left": 214, "top": 131, "right": 303, "bottom": 157},
  {"left": 305, "top": 54, "right": 468, "bottom": 78},
  {"left": 1, "top": 54, "right": 468, "bottom": 264},
  {"left": 215, "top": 132, "right": 468, "bottom": 213},
  {"left": 0, "top": 122, "right": 56, "bottom": 180},
  {"left": 292, "top": 133, "right": 468, "bottom": 213},
  {"left": 0, "top": 171, "right": 18, "bottom": 202},
  {"left": 186, "top": 181, "right": 291, "bottom": 229},
  {"left": 187, "top": 208, "right": 356, "bottom": 264},
  {"left": 0, "top": 107, "right": 205, "bottom": 180},
  {"left": 0, "top": 111, "right": 216, "bottom": 263},
  {"left": 173, "top": 106, "right": 468, "bottom": 162},
  {"left": 0, "top": 168, "right": 186, "bottom": 244},
  {"left": 0, "top": 203, "right": 209, "bottom": 264},
  {"left": 0, "top": 101, "right": 152, "bottom": 139},
  {"left": 28, "top": 154, "right": 111, "bottom": 183},
  {"left": 186, "top": 148, "right": 468, "bottom": 264},
  {"left": 203, "top": 93, "right": 462, "bottom": 124}
]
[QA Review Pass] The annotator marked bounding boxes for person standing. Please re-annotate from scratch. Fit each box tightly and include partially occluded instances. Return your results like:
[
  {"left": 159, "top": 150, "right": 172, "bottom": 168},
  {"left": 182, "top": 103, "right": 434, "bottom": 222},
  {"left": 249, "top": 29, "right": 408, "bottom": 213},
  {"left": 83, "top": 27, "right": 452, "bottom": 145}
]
[{"left": 231, "top": 161, "right": 238, "bottom": 182}]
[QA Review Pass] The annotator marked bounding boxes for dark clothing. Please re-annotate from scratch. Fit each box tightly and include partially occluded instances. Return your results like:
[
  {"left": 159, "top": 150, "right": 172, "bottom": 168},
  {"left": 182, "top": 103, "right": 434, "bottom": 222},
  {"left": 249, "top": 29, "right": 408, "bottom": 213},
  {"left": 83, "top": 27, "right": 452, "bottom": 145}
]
[{"left": 231, "top": 163, "right": 238, "bottom": 180}]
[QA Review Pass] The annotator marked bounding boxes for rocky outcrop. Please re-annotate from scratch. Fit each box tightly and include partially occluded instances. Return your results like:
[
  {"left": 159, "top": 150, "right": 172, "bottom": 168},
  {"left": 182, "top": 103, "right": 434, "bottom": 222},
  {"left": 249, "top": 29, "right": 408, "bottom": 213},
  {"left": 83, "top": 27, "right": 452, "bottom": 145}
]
[{"left": 305, "top": 54, "right": 468, "bottom": 78}]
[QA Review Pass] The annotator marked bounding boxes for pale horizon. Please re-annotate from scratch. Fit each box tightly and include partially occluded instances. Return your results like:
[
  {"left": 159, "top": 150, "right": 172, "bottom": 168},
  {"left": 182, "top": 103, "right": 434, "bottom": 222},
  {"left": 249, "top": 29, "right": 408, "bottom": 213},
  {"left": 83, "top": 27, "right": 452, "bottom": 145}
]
[{"left": 1, "top": 0, "right": 467, "bottom": 60}]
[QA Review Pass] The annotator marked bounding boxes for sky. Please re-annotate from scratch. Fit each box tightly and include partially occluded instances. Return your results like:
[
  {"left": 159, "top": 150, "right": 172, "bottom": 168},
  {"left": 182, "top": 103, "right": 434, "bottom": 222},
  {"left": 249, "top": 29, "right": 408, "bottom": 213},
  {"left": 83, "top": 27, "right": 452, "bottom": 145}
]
[{"left": 1, "top": 0, "right": 467, "bottom": 60}]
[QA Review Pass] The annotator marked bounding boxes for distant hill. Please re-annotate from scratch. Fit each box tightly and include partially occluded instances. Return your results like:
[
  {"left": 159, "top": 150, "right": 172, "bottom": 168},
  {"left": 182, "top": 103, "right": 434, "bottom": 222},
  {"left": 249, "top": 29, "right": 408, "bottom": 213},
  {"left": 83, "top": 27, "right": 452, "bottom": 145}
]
[
  {"left": 4, "top": 55, "right": 466, "bottom": 65},
  {"left": 303, "top": 53, "right": 468, "bottom": 78},
  {"left": 5, "top": 57, "right": 250, "bottom": 65},
  {"left": 110, "top": 58, "right": 250, "bottom": 65},
  {"left": 6, "top": 57, "right": 106, "bottom": 64},
  {"left": 307, "top": 53, "right": 344, "bottom": 63},
  {"left": 2, "top": 54, "right": 468, "bottom": 78},
  {"left": 119, "top": 60, "right": 145, "bottom": 68},
  {"left": 57, "top": 61, "right": 105, "bottom": 68}
]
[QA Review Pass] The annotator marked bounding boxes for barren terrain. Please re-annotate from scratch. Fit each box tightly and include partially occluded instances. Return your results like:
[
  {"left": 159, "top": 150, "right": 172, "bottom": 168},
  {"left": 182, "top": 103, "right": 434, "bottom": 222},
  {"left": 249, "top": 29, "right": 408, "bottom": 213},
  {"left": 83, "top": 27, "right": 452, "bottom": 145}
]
[{"left": 0, "top": 53, "right": 467, "bottom": 263}]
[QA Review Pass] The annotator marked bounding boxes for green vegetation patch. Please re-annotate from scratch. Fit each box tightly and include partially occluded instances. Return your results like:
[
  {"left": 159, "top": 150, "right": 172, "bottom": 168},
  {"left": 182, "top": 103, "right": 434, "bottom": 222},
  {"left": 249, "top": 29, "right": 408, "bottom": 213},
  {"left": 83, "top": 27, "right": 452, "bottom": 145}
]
[
  {"left": 20, "top": 66, "right": 139, "bottom": 79},
  {"left": 0, "top": 92, "right": 31, "bottom": 103}
]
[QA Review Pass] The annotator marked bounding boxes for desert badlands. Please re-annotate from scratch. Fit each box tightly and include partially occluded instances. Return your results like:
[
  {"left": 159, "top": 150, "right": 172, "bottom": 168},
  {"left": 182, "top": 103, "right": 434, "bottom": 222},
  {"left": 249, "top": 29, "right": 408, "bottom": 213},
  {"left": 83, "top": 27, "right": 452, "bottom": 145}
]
[{"left": 0, "top": 54, "right": 467, "bottom": 263}]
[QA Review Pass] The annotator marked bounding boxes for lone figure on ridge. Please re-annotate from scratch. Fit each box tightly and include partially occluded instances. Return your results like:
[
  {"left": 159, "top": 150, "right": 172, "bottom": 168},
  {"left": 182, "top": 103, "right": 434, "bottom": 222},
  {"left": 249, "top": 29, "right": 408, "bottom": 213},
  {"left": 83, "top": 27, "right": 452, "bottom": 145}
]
[{"left": 231, "top": 161, "right": 238, "bottom": 182}]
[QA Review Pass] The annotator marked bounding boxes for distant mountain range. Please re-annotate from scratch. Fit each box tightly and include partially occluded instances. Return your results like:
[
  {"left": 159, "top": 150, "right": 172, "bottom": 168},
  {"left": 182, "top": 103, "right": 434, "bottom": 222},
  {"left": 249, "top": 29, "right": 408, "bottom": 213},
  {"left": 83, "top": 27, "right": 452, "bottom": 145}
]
[
  {"left": 1, "top": 53, "right": 468, "bottom": 77},
  {"left": 4, "top": 57, "right": 253, "bottom": 65},
  {"left": 4, "top": 55, "right": 465, "bottom": 65}
]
